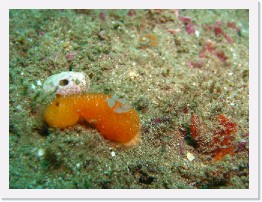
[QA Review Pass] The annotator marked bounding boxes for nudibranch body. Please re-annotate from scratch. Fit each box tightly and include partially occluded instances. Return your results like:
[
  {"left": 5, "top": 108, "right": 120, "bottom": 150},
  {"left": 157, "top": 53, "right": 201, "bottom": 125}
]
[{"left": 44, "top": 94, "right": 141, "bottom": 146}]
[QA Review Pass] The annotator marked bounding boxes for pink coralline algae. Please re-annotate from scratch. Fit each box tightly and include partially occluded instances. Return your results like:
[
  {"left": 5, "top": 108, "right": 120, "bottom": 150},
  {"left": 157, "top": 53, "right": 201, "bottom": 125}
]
[
  {"left": 187, "top": 59, "right": 204, "bottom": 69},
  {"left": 199, "top": 40, "right": 228, "bottom": 62},
  {"left": 227, "top": 21, "right": 241, "bottom": 35},
  {"left": 199, "top": 40, "right": 216, "bottom": 58},
  {"left": 178, "top": 16, "right": 196, "bottom": 35},
  {"left": 99, "top": 12, "right": 106, "bottom": 21},
  {"left": 236, "top": 132, "right": 249, "bottom": 153},
  {"left": 206, "top": 21, "right": 233, "bottom": 43},
  {"left": 236, "top": 141, "right": 248, "bottom": 153},
  {"left": 167, "top": 28, "right": 181, "bottom": 35},
  {"left": 127, "top": 10, "right": 136, "bottom": 17},
  {"left": 65, "top": 52, "right": 77, "bottom": 61}
]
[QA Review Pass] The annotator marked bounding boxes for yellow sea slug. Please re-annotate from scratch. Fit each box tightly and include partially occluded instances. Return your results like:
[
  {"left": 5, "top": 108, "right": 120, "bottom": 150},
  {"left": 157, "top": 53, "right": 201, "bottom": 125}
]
[{"left": 44, "top": 94, "right": 141, "bottom": 146}]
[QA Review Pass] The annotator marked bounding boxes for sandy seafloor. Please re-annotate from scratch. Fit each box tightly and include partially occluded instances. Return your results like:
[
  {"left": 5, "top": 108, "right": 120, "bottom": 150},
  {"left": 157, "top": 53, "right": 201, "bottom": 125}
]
[{"left": 9, "top": 9, "right": 249, "bottom": 189}]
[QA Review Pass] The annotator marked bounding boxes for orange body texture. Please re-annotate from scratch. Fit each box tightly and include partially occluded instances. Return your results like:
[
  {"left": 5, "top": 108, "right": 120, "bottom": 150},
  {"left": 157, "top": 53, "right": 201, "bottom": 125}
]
[{"left": 44, "top": 94, "right": 141, "bottom": 145}]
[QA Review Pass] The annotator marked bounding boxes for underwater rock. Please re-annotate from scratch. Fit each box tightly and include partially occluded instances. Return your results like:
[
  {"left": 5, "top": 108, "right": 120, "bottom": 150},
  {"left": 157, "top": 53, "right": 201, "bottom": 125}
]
[{"left": 43, "top": 71, "right": 90, "bottom": 96}]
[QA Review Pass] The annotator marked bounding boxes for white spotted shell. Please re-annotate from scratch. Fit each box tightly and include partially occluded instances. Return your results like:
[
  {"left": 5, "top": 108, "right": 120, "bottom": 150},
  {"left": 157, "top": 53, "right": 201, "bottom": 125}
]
[{"left": 43, "top": 71, "right": 90, "bottom": 95}]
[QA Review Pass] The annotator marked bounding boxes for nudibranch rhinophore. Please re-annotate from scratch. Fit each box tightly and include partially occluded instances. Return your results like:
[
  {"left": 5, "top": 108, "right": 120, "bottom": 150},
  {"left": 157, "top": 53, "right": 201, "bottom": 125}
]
[{"left": 44, "top": 94, "right": 141, "bottom": 146}]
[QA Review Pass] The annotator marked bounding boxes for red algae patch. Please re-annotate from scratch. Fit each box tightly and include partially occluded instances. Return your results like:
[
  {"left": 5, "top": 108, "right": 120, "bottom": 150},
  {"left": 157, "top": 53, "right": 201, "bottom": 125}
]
[
  {"left": 212, "top": 114, "right": 237, "bottom": 162},
  {"left": 189, "top": 113, "right": 237, "bottom": 162},
  {"left": 44, "top": 94, "right": 141, "bottom": 146}
]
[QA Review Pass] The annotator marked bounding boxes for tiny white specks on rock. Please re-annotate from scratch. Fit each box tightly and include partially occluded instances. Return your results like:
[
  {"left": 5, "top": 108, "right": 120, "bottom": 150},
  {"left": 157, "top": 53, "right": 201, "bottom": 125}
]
[{"left": 186, "top": 152, "right": 195, "bottom": 162}]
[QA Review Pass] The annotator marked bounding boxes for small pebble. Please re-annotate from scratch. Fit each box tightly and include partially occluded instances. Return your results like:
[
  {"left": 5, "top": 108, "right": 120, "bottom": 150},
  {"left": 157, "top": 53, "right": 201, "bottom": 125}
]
[
  {"left": 36, "top": 80, "right": 42, "bottom": 86},
  {"left": 16, "top": 105, "right": 22, "bottom": 111},
  {"left": 195, "top": 30, "right": 200, "bottom": 37},
  {"left": 128, "top": 71, "right": 139, "bottom": 79},
  {"left": 76, "top": 163, "right": 81, "bottom": 168},
  {"left": 111, "top": 151, "right": 116, "bottom": 157},
  {"left": 31, "top": 84, "right": 36, "bottom": 90},
  {"left": 37, "top": 148, "right": 45, "bottom": 157},
  {"left": 186, "top": 152, "right": 195, "bottom": 161}
]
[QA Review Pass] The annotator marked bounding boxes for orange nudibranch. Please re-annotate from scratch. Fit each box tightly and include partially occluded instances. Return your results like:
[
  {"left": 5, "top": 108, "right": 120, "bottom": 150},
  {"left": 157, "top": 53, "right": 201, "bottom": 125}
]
[{"left": 44, "top": 94, "right": 141, "bottom": 146}]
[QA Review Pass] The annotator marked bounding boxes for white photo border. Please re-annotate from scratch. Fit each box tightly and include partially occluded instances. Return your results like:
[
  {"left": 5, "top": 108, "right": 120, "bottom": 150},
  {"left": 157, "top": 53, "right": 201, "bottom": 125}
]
[{"left": 1, "top": 0, "right": 259, "bottom": 199}]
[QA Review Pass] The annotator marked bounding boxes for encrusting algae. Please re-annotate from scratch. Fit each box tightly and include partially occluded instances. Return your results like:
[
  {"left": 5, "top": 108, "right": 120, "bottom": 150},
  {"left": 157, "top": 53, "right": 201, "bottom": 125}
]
[{"left": 44, "top": 94, "right": 141, "bottom": 146}]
